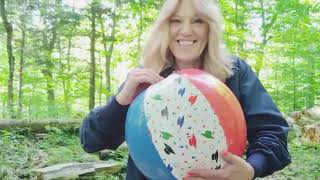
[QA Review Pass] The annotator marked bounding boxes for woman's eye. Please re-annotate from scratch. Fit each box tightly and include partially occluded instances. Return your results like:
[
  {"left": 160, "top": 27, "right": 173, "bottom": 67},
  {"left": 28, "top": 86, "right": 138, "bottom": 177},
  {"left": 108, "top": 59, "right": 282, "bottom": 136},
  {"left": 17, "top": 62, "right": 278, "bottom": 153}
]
[
  {"left": 193, "top": 19, "right": 204, "bottom": 23},
  {"left": 170, "top": 19, "right": 181, "bottom": 23}
]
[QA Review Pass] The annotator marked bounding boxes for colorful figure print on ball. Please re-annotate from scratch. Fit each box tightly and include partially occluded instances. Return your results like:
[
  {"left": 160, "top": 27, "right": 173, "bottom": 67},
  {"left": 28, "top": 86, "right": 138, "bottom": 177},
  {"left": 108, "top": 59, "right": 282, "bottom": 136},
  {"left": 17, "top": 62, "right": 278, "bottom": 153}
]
[{"left": 125, "top": 69, "right": 247, "bottom": 180}]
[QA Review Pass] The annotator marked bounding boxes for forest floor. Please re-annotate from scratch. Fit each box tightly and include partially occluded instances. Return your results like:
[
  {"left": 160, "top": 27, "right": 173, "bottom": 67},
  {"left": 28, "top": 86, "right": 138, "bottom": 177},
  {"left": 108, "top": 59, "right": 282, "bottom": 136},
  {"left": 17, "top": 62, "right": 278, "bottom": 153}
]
[{"left": 0, "top": 127, "right": 319, "bottom": 180}]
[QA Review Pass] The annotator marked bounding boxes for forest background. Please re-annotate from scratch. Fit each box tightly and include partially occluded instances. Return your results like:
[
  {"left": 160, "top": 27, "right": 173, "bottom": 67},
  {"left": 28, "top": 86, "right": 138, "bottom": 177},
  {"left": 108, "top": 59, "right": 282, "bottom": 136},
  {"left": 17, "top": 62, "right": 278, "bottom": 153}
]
[
  {"left": 0, "top": 0, "right": 319, "bottom": 118},
  {"left": 0, "top": 0, "right": 319, "bottom": 179}
]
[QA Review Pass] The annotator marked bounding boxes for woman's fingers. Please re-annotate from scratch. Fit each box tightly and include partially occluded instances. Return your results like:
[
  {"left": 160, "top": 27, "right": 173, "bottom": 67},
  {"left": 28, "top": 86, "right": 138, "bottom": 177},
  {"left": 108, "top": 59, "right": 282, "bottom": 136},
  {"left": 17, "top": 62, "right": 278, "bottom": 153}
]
[
  {"left": 134, "top": 69, "right": 163, "bottom": 83},
  {"left": 136, "top": 74, "right": 160, "bottom": 84},
  {"left": 116, "top": 68, "right": 163, "bottom": 105},
  {"left": 187, "top": 169, "right": 228, "bottom": 179}
]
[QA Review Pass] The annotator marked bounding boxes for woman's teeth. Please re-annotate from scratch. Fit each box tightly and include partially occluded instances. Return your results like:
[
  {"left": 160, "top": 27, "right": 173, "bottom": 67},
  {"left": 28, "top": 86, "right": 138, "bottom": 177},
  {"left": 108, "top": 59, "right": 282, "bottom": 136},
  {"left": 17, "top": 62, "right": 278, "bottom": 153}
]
[{"left": 178, "top": 40, "right": 196, "bottom": 45}]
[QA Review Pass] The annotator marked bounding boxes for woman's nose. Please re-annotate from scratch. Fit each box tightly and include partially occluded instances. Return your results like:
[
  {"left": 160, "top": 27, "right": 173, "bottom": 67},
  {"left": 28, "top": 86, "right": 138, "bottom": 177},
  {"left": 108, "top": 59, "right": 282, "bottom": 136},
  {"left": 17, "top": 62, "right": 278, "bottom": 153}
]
[{"left": 181, "top": 22, "right": 192, "bottom": 36}]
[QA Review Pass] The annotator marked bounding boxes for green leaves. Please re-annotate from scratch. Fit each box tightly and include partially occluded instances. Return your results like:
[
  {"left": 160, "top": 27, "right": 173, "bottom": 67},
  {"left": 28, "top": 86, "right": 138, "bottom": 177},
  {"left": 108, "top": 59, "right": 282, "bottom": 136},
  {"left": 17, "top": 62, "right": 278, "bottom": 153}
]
[
  {"left": 220, "top": 0, "right": 320, "bottom": 113},
  {"left": 0, "top": 0, "right": 319, "bottom": 117}
]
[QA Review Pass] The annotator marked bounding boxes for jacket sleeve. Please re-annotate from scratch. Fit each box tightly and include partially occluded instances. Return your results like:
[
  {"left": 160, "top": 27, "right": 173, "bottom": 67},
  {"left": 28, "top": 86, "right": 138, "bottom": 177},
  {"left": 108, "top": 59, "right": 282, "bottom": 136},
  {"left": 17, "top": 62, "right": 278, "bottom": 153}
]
[
  {"left": 237, "top": 60, "right": 291, "bottom": 178},
  {"left": 80, "top": 95, "right": 129, "bottom": 153}
]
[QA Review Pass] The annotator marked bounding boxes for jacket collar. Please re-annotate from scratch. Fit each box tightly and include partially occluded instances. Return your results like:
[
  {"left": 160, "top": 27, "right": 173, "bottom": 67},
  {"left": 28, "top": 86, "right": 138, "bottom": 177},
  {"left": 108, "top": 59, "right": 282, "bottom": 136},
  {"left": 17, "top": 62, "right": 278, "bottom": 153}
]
[{"left": 159, "top": 66, "right": 175, "bottom": 78}]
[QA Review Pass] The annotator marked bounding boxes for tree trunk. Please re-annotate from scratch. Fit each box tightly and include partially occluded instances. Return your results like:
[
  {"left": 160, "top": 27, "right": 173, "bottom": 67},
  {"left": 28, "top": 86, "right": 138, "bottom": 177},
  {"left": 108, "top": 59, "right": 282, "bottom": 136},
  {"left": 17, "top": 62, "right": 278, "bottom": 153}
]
[
  {"left": 137, "top": 0, "right": 143, "bottom": 55},
  {"left": 99, "top": 54, "right": 102, "bottom": 106},
  {"left": 307, "top": 55, "right": 315, "bottom": 108},
  {"left": 256, "top": 0, "right": 266, "bottom": 77},
  {"left": 0, "top": 0, "right": 15, "bottom": 118},
  {"left": 18, "top": 28, "right": 26, "bottom": 117},
  {"left": 65, "top": 37, "right": 72, "bottom": 112},
  {"left": 2, "top": 97, "right": 5, "bottom": 118},
  {"left": 235, "top": 0, "right": 245, "bottom": 54},
  {"left": 275, "top": 54, "right": 280, "bottom": 101},
  {"left": 235, "top": 0, "right": 239, "bottom": 53},
  {"left": 42, "top": 29, "right": 57, "bottom": 113},
  {"left": 99, "top": 11, "right": 116, "bottom": 102},
  {"left": 292, "top": 55, "right": 297, "bottom": 111},
  {"left": 89, "top": 3, "right": 97, "bottom": 110},
  {"left": 57, "top": 35, "right": 69, "bottom": 113},
  {"left": 40, "top": 0, "right": 61, "bottom": 114},
  {"left": 256, "top": 0, "right": 278, "bottom": 77}
]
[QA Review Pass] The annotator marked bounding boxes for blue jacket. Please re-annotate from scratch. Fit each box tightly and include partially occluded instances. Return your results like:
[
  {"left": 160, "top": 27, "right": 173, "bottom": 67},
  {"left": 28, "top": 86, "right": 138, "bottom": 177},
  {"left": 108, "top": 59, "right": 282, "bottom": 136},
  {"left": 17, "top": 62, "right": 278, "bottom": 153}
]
[{"left": 80, "top": 57, "right": 291, "bottom": 179}]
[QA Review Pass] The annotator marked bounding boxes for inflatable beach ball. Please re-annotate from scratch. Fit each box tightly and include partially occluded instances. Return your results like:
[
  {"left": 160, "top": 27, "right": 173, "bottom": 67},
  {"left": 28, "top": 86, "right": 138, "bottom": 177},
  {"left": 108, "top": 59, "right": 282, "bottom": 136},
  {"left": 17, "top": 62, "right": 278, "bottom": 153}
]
[{"left": 125, "top": 69, "right": 246, "bottom": 180}]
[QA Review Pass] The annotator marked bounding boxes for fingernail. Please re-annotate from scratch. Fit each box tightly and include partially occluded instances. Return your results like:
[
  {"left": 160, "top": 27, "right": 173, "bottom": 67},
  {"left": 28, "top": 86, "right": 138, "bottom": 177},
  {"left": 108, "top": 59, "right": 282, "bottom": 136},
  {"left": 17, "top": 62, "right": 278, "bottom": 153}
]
[
  {"left": 187, "top": 172, "right": 198, "bottom": 176},
  {"left": 223, "top": 150, "right": 229, "bottom": 157}
]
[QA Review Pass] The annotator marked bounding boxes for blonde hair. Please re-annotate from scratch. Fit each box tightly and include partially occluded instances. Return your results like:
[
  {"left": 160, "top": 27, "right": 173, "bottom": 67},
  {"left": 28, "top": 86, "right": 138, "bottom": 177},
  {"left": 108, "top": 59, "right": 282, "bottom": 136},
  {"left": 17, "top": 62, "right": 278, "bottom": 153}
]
[{"left": 142, "top": 0, "right": 234, "bottom": 82}]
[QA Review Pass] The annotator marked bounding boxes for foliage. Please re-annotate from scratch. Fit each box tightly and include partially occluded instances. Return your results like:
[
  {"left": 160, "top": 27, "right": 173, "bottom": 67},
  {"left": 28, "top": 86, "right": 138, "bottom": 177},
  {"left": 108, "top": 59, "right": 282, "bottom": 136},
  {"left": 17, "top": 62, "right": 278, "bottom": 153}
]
[
  {"left": 0, "top": 0, "right": 319, "bottom": 118},
  {"left": 0, "top": 128, "right": 128, "bottom": 179},
  {"left": 271, "top": 140, "right": 320, "bottom": 180},
  {"left": 0, "top": 127, "right": 319, "bottom": 179}
]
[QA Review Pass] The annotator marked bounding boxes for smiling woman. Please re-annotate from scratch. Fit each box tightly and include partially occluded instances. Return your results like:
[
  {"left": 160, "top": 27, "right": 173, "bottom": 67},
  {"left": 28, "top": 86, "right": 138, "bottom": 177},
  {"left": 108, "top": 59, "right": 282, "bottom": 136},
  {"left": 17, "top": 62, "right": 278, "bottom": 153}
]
[
  {"left": 143, "top": 0, "right": 233, "bottom": 82},
  {"left": 80, "top": 0, "right": 291, "bottom": 179},
  {"left": 168, "top": 0, "right": 209, "bottom": 70}
]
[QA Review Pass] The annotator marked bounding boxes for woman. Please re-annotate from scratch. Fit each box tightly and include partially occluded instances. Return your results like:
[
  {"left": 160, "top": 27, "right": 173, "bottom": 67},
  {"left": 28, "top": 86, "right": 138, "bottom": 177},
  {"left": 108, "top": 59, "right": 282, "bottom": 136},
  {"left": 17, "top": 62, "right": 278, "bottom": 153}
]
[{"left": 80, "top": 0, "right": 291, "bottom": 179}]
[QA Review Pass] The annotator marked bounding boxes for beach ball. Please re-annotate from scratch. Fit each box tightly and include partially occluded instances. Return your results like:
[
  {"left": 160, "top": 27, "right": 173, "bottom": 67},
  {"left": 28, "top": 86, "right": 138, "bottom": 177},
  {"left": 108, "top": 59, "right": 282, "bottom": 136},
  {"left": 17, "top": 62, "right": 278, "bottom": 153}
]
[{"left": 125, "top": 69, "right": 246, "bottom": 180}]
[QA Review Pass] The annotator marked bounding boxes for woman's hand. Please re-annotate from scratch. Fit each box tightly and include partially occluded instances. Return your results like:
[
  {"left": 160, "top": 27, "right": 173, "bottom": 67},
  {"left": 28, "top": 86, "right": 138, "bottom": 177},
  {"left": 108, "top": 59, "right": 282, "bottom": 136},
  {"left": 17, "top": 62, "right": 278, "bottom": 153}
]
[
  {"left": 116, "top": 68, "right": 163, "bottom": 105},
  {"left": 185, "top": 151, "right": 255, "bottom": 180}
]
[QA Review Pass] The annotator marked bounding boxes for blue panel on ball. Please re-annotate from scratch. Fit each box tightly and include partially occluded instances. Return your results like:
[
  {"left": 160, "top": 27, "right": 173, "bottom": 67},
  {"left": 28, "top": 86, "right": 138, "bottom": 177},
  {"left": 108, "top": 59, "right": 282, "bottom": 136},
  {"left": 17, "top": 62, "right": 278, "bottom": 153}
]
[{"left": 125, "top": 90, "right": 176, "bottom": 180}]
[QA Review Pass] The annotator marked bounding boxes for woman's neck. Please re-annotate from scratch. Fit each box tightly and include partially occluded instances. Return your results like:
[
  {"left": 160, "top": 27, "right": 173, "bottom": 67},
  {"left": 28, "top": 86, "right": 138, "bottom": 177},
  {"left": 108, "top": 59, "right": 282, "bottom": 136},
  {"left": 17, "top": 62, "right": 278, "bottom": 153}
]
[{"left": 174, "top": 58, "right": 202, "bottom": 70}]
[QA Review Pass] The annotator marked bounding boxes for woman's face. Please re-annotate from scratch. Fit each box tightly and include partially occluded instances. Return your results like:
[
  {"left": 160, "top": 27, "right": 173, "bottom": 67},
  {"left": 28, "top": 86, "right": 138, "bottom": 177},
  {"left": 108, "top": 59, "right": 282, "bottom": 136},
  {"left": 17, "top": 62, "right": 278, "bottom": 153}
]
[{"left": 169, "top": 0, "right": 209, "bottom": 69}]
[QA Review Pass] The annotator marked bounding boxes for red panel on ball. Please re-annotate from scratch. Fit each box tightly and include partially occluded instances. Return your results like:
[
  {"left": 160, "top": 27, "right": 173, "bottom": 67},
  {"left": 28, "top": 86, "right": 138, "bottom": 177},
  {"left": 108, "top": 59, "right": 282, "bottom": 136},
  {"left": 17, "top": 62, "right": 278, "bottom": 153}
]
[{"left": 178, "top": 69, "right": 246, "bottom": 157}]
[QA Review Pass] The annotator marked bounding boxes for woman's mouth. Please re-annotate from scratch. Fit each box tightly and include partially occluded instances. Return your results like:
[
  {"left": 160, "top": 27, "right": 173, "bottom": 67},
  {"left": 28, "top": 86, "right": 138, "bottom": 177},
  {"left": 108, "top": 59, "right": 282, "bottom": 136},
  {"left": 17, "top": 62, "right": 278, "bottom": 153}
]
[{"left": 177, "top": 40, "right": 197, "bottom": 45}]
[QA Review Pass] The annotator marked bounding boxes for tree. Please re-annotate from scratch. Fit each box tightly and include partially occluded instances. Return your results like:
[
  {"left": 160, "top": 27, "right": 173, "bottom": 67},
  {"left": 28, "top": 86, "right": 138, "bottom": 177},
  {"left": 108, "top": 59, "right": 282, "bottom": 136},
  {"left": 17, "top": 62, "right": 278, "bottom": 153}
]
[
  {"left": 97, "top": 1, "right": 120, "bottom": 102},
  {"left": 219, "top": 0, "right": 252, "bottom": 58},
  {"left": 38, "top": 0, "right": 62, "bottom": 114},
  {"left": 56, "top": 3, "right": 81, "bottom": 113},
  {"left": 16, "top": 1, "right": 33, "bottom": 117},
  {"left": 0, "top": 0, "right": 15, "bottom": 118},
  {"left": 89, "top": 1, "right": 98, "bottom": 110}
]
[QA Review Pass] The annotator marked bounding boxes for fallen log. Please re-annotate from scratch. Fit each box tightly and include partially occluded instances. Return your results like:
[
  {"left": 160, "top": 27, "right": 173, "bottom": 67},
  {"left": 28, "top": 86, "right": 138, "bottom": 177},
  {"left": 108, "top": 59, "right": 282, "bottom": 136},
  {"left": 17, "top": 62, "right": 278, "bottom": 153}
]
[
  {"left": 32, "top": 160, "right": 122, "bottom": 180},
  {"left": 0, "top": 119, "right": 81, "bottom": 133}
]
